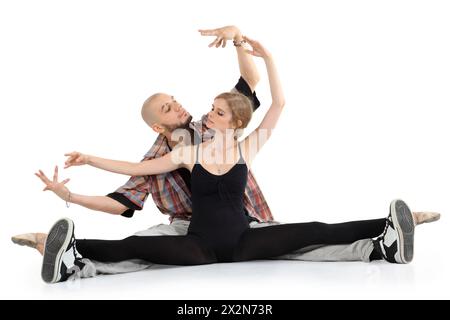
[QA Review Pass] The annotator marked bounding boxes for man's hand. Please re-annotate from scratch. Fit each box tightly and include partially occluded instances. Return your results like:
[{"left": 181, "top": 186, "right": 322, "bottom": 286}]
[
  {"left": 64, "top": 151, "right": 89, "bottom": 169},
  {"left": 35, "top": 166, "right": 70, "bottom": 201},
  {"left": 198, "top": 25, "right": 242, "bottom": 48}
]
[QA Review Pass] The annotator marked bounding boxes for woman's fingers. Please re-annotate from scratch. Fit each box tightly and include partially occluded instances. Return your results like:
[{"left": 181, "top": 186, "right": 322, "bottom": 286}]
[
  {"left": 242, "top": 35, "right": 254, "bottom": 43},
  {"left": 242, "top": 36, "right": 262, "bottom": 51},
  {"left": 64, "top": 152, "right": 78, "bottom": 168},
  {"left": 245, "top": 49, "right": 260, "bottom": 57},
  {"left": 62, "top": 178, "right": 70, "bottom": 185},
  {"left": 64, "top": 152, "right": 76, "bottom": 166},
  {"left": 64, "top": 152, "right": 77, "bottom": 157}
]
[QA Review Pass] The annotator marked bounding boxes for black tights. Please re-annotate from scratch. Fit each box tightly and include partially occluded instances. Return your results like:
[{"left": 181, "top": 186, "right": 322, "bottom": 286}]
[{"left": 77, "top": 219, "right": 385, "bottom": 265}]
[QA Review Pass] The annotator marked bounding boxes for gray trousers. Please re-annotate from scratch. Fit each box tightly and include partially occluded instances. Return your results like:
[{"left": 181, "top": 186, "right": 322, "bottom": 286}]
[{"left": 79, "top": 219, "right": 374, "bottom": 278}]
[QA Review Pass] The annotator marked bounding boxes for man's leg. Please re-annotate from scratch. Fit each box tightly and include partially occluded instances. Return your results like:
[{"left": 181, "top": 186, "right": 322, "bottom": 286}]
[{"left": 274, "top": 240, "right": 374, "bottom": 262}]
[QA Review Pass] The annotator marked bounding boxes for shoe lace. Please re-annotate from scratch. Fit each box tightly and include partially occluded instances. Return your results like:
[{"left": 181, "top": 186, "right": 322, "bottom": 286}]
[
  {"left": 64, "top": 234, "right": 83, "bottom": 280},
  {"left": 374, "top": 216, "right": 390, "bottom": 242},
  {"left": 69, "top": 234, "right": 83, "bottom": 261}
]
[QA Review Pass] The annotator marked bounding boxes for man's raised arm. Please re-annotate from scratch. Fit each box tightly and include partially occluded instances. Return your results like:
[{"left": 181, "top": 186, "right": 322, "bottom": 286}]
[{"left": 199, "top": 25, "right": 260, "bottom": 91}]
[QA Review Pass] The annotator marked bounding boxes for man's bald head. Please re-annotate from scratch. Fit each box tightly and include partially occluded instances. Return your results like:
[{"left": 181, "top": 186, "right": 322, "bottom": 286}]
[
  {"left": 141, "top": 93, "right": 165, "bottom": 127},
  {"left": 140, "top": 93, "right": 192, "bottom": 134}
]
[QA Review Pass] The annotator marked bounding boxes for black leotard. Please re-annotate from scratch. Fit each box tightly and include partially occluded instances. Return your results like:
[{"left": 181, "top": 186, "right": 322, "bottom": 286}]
[{"left": 188, "top": 143, "right": 249, "bottom": 261}]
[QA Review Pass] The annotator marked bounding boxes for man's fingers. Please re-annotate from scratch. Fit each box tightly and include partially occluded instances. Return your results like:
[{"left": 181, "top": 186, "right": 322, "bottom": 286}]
[
  {"left": 208, "top": 37, "right": 220, "bottom": 48},
  {"left": 222, "top": 40, "right": 227, "bottom": 48},
  {"left": 198, "top": 29, "right": 216, "bottom": 36},
  {"left": 35, "top": 172, "right": 47, "bottom": 185},
  {"left": 62, "top": 178, "right": 70, "bottom": 185},
  {"left": 215, "top": 38, "right": 223, "bottom": 48}
]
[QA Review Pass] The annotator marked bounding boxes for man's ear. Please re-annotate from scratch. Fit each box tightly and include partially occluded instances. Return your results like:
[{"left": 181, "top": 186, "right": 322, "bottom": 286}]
[{"left": 151, "top": 123, "right": 165, "bottom": 134}]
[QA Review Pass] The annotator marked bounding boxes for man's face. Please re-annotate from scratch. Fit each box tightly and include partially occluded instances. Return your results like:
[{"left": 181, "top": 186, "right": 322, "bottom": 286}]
[{"left": 152, "top": 93, "right": 192, "bottom": 132}]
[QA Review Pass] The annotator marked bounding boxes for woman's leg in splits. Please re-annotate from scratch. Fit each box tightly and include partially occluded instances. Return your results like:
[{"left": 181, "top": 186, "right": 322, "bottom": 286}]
[
  {"left": 41, "top": 218, "right": 217, "bottom": 283},
  {"left": 77, "top": 235, "right": 217, "bottom": 266},
  {"left": 233, "top": 218, "right": 386, "bottom": 261}
]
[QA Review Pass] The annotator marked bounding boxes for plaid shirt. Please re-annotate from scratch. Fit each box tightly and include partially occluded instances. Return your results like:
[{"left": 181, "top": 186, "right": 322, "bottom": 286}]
[{"left": 112, "top": 114, "right": 273, "bottom": 223}]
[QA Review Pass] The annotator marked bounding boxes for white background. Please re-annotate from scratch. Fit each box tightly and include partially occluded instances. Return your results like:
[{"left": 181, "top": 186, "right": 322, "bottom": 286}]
[{"left": 1, "top": 0, "right": 449, "bottom": 299}]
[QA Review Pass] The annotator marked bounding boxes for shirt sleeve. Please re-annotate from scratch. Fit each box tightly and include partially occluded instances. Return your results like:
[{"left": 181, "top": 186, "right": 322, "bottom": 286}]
[
  {"left": 232, "top": 76, "right": 261, "bottom": 111},
  {"left": 199, "top": 77, "right": 261, "bottom": 131},
  {"left": 105, "top": 174, "right": 152, "bottom": 218},
  {"left": 106, "top": 192, "right": 142, "bottom": 218}
]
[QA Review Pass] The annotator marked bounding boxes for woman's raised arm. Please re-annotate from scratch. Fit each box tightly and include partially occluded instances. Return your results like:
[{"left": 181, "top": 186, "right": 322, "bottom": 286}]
[{"left": 242, "top": 36, "right": 285, "bottom": 160}]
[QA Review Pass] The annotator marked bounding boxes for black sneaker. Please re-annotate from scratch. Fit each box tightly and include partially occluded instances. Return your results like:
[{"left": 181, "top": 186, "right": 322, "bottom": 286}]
[
  {"left": 41, "top": 218, "right": 84, "bottom": 283},
  {"left": 373, "top": 199, "right": 415, "bottom": 264}
]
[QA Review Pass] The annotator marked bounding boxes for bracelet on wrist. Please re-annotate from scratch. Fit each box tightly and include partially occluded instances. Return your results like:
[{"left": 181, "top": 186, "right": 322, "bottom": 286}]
[
  {"left": 233, "top": 38, "right": 246, "bottom": 47},
  {"left": 65, "top": 191, "right": 71, "bottom": 208}
]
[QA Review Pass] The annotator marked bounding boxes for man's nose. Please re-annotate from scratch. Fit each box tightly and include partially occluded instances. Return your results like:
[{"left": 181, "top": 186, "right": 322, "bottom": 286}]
[{"left": 174, "top": 104, "right": 181, "bottom": 112}]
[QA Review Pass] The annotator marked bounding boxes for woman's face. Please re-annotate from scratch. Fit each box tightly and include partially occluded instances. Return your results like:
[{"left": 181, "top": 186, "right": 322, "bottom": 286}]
[{"left": 206, "top": 98, "right": 235, "bottom": 131}]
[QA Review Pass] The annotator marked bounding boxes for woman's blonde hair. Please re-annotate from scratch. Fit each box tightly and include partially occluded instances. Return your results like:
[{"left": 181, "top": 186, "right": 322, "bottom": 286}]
[{"left": 215, "top": 92, "right": 253, "bottom": 129}]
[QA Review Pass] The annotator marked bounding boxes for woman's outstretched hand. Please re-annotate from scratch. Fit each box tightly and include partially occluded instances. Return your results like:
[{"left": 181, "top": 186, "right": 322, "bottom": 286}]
[
  {"left": 243, "top": 36, "right": 271, "bottom": 59},
  {"left": 64, "top": 151, "right": 89, "bottom": 169},
  {"left": 35, "top": 166, "right": 70, "bottom": 201}
]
